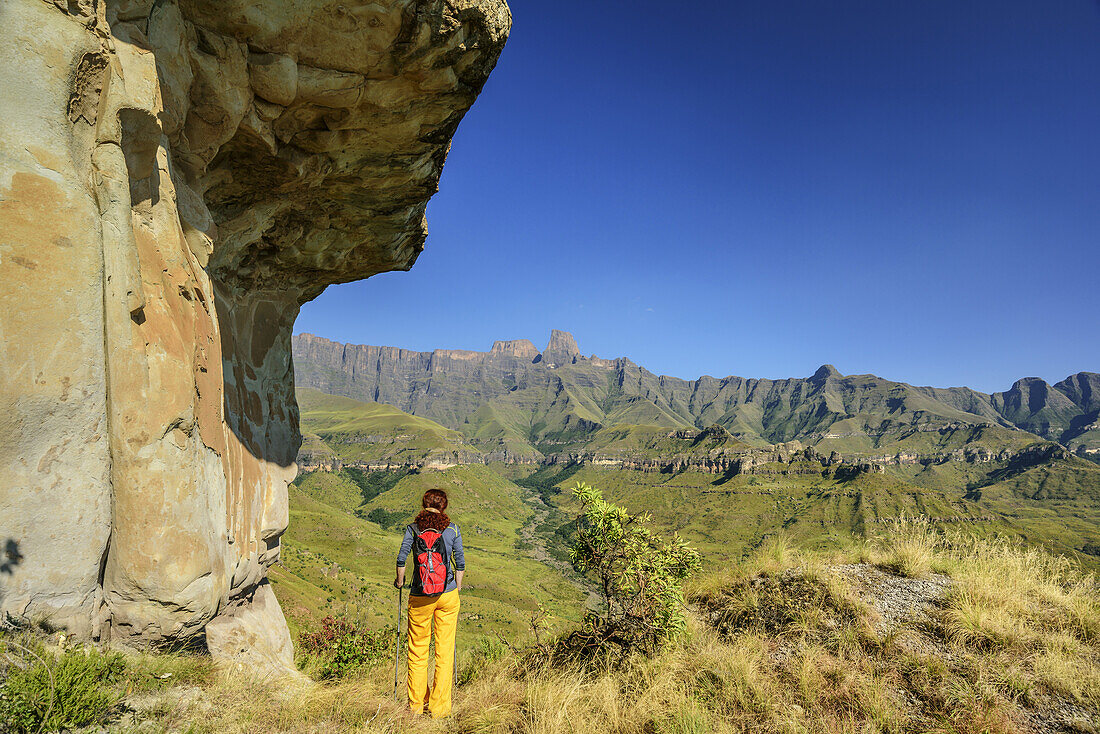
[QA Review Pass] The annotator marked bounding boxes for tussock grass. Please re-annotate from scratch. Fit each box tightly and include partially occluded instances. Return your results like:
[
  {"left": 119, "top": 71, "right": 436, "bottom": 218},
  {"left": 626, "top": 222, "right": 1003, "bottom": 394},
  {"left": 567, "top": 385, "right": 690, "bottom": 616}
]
[
  {"left": 683, "top": 533, "right": 806, "bottom": 601},
  {"left": 0, "top": 632, "right": 215, "bottom": 733},
  {"left": 270, "top": 531, "right": 1091, "bottom": 733},
  {"left": 866, "top": 516, "right": 944, "bottom": 578},
  {"left": 7, "top": 530, "right": 1097, "bottom": 733},
  {"left": 935, "top": 532, "right": 1100, "bottom": 708}
]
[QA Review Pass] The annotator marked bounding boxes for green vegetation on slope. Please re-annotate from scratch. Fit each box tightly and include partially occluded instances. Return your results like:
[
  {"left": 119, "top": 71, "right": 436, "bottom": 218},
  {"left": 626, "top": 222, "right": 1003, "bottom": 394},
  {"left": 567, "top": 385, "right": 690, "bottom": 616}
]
[
  {"left": 578, "top": 423, "right": 749, "bottom": 460},
  {"left": 526, "top": 460, "right": 1100, "bottom": 571},
  {"left": 293, "top": 332, "right": 1100, "bottom": 458},
  {"left": 0, "top": 632, "right": 213, "bottom": 733},
  {"left": 291, "top": 382, "right": 1100, "bottom": 566},
  {"left": 296, "top": 387, "right": 480, "bottom": 465},
  {"left": 273, "top": 464, "right": 585, "bottom": 643}
]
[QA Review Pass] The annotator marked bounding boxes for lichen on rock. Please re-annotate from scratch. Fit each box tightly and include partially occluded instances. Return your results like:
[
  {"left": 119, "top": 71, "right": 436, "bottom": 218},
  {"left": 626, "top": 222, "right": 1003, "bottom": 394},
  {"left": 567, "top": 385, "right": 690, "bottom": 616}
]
[{"left": 0, "top": 0, "right": 509, "bottom": 676}]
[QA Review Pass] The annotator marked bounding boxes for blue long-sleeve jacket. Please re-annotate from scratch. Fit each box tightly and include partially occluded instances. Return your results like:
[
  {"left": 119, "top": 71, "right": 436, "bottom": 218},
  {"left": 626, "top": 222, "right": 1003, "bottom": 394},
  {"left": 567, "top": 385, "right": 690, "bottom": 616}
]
[{"left": 396, "top": 522, "right": 465, "bottom": 595}]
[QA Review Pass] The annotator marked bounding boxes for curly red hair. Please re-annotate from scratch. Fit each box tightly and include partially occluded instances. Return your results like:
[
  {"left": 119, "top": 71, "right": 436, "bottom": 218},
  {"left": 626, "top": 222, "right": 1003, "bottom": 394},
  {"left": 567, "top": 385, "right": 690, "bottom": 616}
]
[{"left": 414, "top": 488, "right": 450, "bottom": 531}]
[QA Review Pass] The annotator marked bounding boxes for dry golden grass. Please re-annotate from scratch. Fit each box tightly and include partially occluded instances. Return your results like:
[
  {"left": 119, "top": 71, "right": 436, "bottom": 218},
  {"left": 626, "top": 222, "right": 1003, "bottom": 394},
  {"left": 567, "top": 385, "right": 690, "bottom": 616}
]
[
  {"left": 109, "top": 529, "right": 1099, "bottom": 734},
  {"left": 864, "top": 516, "right": 943, "bottom": 578},
  {"left": 934, "top": 532, "right": 1100, "bottom": 709}
]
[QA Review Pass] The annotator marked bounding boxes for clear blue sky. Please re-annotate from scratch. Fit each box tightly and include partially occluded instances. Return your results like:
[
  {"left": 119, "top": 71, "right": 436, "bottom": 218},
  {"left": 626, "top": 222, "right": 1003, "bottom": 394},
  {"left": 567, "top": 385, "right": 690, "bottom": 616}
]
[{"left": 295, "top": 0, "right": 1100, "bottom": 393}]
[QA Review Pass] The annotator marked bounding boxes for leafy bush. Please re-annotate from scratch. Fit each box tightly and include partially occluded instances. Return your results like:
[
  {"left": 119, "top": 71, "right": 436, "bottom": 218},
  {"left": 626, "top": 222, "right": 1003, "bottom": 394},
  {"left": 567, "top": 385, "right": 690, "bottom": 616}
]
[
  {"left": 0, "top": 640, "right": 126, "bottom": 733},
  {"left": 565, "top": 482, "right": 701, "bottom": 657},
  {"left": 298, "top": 616, "right": 394, "bottom": 680}
]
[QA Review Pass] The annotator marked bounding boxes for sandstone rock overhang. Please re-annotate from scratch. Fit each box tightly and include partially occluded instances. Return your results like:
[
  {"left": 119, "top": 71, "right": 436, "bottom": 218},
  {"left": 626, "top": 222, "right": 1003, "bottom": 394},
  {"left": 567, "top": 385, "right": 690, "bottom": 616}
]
[{"left": 0, "top": 0, "right": 509, "bottom": 676}]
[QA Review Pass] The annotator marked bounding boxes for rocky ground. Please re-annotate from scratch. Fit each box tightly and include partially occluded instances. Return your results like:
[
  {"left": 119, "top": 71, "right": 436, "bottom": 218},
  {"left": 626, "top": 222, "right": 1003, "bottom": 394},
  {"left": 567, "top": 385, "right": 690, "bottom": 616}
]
[
  {"left": 834, "top": 563, "right": 951, "bottom": 635},
  {"left": 833, "top": 564, "right": 1096, "bottom": 734}
]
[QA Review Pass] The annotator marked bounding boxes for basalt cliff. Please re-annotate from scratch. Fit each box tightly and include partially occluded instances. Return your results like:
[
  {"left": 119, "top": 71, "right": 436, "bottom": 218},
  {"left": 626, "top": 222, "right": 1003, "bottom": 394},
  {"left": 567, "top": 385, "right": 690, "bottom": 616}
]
[
  {"left": 292, "top": 331, "right": 1100, "bottom": 465},
  {"left": 0, "top": 0, "right": 509, "bottom": 674}
]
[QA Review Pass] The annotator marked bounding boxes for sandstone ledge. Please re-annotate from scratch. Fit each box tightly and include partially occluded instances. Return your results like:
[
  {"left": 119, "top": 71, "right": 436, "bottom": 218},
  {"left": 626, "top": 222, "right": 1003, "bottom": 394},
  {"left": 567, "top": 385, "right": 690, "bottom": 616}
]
[{"left": 0, "top": 0, "right": 509, "bottom": 676}]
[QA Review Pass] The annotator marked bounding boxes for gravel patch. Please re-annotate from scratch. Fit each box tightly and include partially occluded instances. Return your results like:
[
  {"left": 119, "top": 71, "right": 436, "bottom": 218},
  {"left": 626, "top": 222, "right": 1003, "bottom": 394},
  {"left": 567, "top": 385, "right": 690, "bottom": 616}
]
[{"left": 831, "top": 563, "right": 950, "bottom": 636}]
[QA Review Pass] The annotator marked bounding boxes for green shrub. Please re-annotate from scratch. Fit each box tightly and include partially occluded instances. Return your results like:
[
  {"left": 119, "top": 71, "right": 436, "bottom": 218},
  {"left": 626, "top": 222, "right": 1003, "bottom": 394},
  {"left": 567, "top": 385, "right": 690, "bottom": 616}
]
[
  {"left": 565, "top": 482, "right": 701, "bottom": 657},
  {"left": 0, "top": 640, "right": 126, "bottom": 733},
  {"left": 458, "top": 637, "right": 509, "bottom": 684},
  {"left": 298, "top": 616, "right": 394, "bottom": 680}
]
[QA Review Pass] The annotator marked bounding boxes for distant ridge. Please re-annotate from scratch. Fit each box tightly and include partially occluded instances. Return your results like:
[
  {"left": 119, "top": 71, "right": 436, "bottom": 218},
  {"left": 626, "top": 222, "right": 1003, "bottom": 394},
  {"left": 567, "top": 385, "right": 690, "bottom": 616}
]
[{"left": 292, "top": 331, "right": 1100, "bottom": 461}]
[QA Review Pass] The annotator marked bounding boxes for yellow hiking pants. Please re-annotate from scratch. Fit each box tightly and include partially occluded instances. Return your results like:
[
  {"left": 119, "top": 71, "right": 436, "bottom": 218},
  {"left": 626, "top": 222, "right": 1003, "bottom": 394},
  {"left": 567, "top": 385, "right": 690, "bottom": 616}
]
[{"left": 406, "top": 589, "right": 460, "bottom": 718}]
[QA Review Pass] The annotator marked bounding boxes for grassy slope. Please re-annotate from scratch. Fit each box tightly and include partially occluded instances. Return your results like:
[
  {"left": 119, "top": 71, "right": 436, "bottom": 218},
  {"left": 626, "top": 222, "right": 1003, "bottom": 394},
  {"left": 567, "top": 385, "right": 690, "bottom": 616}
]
[
  {"left": 526, "top": 461, "right": 1100, "bottom": 570},
  {"left": 279, "top": 452, "right": 1099, "bottom": 644},
  {"left": 957, "top": 458, "right": 1100, "bottom": 560},
  {"left": 273, "top": 465, "right": 584, "bottom": 643},
  {"left": 293, "top": 385, "right": 1099, "bottom": 559},
  {"left": 296, "top": 387, "right": 478, "bottom": 463},
  {"left": 534, "top": 465, "right": 948, "bottom": 560},
  {"left": 283, "top": 389, "right": 1100, "bottom": 645},
  {"left": 578, "top": 423, "right": 750, "bottom": 459},
  {"left": 464, "top": 401, "right": 545, "bottom": 461},
  {"left": 298, "top": 431, "right": 336, "bottom": 461},
  {"left": 77, "top": 528, "right": 1099, "bottom": 734},
  {"left": 811, "top": 421, "right": 1040, "bottom": 456}
]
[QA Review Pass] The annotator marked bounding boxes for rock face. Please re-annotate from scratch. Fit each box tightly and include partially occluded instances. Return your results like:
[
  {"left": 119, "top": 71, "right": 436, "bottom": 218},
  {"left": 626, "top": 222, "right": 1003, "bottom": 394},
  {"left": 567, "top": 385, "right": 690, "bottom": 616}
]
[
  {"left": 992, "top": 374, "right": 1100, "bottom": 450},
  {"left": 542, "top": 328, "right": 581, "bottom": 366},
  {"left": 293, "top": 329, "right": 621, "bottom": 457},
  {"left": 0, "top": 0, "right": 509, "bottom": 674},
  {"left": 293, "top": 333, "right": 1100, "bottom": 462},
  {"left": 491, "top": 339, "right": 540, "bottom": 360}
]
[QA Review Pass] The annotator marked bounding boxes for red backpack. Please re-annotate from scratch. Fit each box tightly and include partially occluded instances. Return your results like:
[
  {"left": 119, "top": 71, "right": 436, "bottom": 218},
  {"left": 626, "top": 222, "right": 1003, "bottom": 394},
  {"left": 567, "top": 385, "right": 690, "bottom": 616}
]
[{"left": 411, "top": 525, "right": 450, "bottom": 596}]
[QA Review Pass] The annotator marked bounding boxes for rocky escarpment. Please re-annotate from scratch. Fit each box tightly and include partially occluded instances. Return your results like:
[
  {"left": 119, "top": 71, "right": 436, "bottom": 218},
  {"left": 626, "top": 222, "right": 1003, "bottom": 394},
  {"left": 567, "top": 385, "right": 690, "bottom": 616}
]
[
  {"left": 292, "top": 333, "right": 1100, "bottom": 460},
  {"left": 993, "top": 373, "right": 1100, "bottom": 453},
  {"left": 541, "top": 438, "right": 1074, "bottom": 480},
  {"left": 1, "top": 0, "right": 508, "bottom": 675}
]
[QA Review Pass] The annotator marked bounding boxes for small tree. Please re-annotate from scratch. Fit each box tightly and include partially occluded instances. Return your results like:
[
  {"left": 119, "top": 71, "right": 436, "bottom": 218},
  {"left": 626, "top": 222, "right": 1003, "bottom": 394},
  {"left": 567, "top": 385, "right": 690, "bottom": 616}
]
[{"left": 567, "top": 482, "right": 701, "bottom": 656}]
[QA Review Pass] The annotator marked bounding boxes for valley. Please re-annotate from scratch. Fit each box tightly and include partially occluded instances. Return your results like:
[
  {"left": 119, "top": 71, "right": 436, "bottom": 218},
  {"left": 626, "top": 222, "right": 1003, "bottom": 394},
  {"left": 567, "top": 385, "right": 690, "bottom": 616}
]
[
  {"left": 277, "top": 341, "right": 1100, "bottom": 640},
  {"left": 270, "top": 464, "right": 586, "bottom": 643}
]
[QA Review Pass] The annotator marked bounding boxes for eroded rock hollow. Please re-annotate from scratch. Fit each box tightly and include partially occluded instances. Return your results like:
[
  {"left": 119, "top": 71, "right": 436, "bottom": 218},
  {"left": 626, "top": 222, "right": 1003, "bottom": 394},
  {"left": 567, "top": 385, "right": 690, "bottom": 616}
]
[{"left": 0, "top": 0, "right": 509, "bottom": 673}]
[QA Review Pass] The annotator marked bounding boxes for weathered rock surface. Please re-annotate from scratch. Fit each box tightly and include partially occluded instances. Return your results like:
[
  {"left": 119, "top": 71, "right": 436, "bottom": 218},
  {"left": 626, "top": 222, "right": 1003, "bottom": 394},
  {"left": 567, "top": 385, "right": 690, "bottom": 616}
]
[
  {"left": 542, "top": 328, "right": 581, "bottom": 366},
  {"left": 0, "top": 0, "right": 509, "bottom": 675}
]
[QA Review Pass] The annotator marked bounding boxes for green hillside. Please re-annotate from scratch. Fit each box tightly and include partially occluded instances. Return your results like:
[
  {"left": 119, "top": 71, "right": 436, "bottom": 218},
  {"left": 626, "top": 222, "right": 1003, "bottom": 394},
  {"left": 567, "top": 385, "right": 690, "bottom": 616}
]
[
  {"left": 279, "top": 380, "right": 1100, "bottom": 659},
  {"left": 579, "top": 423, "right": 749, "bottom": 460},
  {"left": 508, "top": 459, "right": 1100, "bottom": 571},
  {"left": 30, "top": 526, "right": 1100, "bottom": 733},
  {"left": 287, "top": 380, "right": 1100, "bottom": 575},
  {"left": 274, "top": 464, "right": 585, "bottom": 642},
  {"left": 295, "top": 387, "right": 485, "bottom": 466}
]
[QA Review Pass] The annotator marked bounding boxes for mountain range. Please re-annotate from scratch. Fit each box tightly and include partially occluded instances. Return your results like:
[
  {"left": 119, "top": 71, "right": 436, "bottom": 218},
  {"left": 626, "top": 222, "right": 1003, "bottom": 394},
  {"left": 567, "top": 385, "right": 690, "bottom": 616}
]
[
  {"left": 292, "top": 330, "right": 1100, "bottom": 465},
  {"left": 289, "top": 331, "right": 1100, "bottom": 574}
]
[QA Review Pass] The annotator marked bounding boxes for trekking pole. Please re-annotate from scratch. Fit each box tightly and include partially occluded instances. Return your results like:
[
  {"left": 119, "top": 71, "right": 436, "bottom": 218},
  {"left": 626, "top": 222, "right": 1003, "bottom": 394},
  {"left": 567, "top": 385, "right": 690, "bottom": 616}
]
[
  {"left": 393, "top": 585, "right": 402, "bottom": 702},
  {"left": 453, "top": 617, "right": 458, "bottom": 688}
]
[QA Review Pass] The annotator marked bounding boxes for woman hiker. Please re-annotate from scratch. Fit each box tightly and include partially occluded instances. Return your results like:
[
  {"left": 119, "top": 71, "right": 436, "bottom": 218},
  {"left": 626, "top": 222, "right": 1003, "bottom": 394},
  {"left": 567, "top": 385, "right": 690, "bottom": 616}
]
[{"left": 394, "top": 488, "right": 465, "bottom": 718}]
